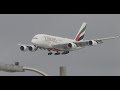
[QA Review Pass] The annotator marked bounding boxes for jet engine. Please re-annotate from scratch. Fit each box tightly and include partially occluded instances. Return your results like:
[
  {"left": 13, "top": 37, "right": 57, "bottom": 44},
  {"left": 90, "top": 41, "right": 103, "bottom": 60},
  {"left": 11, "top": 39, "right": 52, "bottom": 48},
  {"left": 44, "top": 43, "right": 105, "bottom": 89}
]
[
  {"left": 88, "top": 40, "right": 98, "bottom": 46},
  {"left": 27, "top": 45, "right": 38, "bottom": 52},
  {"left": 67, "top": 43, "right": 77, "bottom": 49},
  {"left": 20, "top": 45, "right": 28, "bottom": 52}
]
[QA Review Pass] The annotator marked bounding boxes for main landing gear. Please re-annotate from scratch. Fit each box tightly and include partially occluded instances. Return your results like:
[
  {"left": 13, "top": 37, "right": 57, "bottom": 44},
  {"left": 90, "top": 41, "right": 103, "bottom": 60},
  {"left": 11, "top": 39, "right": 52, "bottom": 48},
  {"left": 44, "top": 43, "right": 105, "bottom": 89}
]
[
  {"left": 48, "top": 51, "right": 69, "bottom": 55},
  {"left": 48, "top": 52, "right": 53, "bottom": 55},
  {"left": 54, "top": 52, "right": 60, "bottom": 55},
  {"left": 48, "top": 52, "right": 60, "bottom": 55},
  {"left": 62, "top": 51, "right": 69, "bottom": 55}
]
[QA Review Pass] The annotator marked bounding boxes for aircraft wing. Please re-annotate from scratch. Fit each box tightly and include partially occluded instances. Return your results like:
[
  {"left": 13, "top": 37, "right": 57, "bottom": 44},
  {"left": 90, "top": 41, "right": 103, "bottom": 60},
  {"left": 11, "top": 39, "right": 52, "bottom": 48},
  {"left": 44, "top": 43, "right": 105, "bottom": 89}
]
[
  {"left": 52, "top": 36, "right": 120, "bottom": 49},
  {"left": 74, "top": 36, "right": 120, "bottom": 47}
]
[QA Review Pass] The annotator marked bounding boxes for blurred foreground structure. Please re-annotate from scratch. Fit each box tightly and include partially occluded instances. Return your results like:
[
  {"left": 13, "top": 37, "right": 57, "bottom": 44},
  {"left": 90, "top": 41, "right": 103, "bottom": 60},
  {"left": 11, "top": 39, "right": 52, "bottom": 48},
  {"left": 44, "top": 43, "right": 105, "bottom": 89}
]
[
  {"left": 0, "top": 62, "right": 48, "bottom": 76},
  {"left": 0, "top": 62, "right": 66, "bottom": 76}
]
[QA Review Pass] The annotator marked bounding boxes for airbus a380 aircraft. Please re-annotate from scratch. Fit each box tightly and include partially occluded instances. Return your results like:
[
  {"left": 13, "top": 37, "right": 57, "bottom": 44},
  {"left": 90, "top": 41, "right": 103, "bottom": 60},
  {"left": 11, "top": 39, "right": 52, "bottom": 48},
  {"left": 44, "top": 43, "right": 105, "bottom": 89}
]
[{"left": 19, "top": 22, "right": 120, "bottom": 55}]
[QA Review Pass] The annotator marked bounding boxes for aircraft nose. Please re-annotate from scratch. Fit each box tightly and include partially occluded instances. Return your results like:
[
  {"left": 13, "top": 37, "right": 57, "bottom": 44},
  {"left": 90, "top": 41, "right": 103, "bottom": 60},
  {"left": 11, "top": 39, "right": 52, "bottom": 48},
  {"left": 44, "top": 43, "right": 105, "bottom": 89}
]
[{"left": 31, "top": 39, "right": 36, "bottom": 44}]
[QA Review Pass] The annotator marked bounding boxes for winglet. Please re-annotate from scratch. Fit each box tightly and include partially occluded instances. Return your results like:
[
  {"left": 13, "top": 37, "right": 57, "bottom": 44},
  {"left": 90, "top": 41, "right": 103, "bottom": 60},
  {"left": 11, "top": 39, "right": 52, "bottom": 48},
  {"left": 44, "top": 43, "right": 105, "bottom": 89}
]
[
  {"left": 117, "top": 36, "right": 120, "bottom": 38},
  {"left": 114, "top": 36, "right": 120, "bottom": 38}
]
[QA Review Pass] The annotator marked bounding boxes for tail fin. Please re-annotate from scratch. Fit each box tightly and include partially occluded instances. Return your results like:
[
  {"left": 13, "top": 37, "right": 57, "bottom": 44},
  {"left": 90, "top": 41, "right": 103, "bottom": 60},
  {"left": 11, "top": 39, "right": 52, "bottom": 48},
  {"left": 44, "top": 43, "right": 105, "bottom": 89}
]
[{"left": 75, "top": 22, "right": 87, "bottom": 41}]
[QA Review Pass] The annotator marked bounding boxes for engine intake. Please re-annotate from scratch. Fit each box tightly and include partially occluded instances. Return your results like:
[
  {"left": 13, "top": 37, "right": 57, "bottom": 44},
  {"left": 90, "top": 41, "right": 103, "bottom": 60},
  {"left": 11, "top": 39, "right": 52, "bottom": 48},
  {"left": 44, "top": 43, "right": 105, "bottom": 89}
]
[
  {"left": 67, "top": 43, "right": 77, "bottom": 49},
  {"left": 68, "top": 43, "right": 72, "bottom": 48},
  {"left": 88, "top": 40, "right": 97, "bottom": 46},
  {"left": 20, "top": 45, "right": 28, "bottom": 52},
  {"left": 27, "top": 45, "right": 38, "bottom": 52}
]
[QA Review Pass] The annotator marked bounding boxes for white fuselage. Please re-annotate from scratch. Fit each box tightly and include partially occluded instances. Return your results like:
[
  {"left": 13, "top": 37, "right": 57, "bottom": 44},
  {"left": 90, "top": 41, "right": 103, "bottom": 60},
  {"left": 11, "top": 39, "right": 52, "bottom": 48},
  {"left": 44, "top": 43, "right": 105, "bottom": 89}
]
[
  {"left": 19, "top": 22, "right": 119, "bottom": 55},
  {"left": 31, "top": 34, "right": 79, "bottom": 51}
]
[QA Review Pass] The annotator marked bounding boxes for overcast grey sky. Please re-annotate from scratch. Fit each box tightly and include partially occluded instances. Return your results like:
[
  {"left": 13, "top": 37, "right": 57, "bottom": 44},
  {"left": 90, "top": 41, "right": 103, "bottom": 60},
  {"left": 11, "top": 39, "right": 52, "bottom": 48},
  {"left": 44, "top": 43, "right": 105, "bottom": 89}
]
[{"left": 0, "top": 14, "right": 120, "bottom": 76}]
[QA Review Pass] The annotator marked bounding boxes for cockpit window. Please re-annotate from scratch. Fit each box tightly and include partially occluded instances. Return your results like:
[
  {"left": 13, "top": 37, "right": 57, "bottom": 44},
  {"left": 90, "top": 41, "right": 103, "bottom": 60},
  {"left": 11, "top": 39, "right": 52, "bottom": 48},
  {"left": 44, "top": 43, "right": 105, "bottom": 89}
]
[
  {"left": 33, "top": 34, "right": 41, "bottom": 39},
  {"left": 33, "top": 37, "right": 38, "bottom": 39}
]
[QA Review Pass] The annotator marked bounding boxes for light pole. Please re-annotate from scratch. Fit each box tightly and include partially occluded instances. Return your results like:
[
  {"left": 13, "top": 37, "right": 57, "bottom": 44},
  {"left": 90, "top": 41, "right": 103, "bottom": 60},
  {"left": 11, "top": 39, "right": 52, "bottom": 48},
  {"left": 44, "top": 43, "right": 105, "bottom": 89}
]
[
  {"left": 23, "top": 67, "right": 48, "bottom": 76},
  {"left": 0, "top": 62, "right": 48, "bottom": 76},
  {"left": 60, "top": 66, "right": 66, "bottom": 76}
]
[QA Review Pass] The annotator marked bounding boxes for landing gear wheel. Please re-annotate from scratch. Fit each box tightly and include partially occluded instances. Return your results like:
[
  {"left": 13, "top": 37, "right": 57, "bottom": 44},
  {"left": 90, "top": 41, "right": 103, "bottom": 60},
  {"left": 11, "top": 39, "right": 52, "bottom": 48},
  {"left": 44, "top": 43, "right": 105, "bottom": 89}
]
[
  {"left": 48, "top": 52, "right": 52, "bottom": 55},
  {"left": 54, "top": 52, "right": 60, "bottom": 55},
  {"left": 62, "top": 51, "right": 69, "bottom": 55}
]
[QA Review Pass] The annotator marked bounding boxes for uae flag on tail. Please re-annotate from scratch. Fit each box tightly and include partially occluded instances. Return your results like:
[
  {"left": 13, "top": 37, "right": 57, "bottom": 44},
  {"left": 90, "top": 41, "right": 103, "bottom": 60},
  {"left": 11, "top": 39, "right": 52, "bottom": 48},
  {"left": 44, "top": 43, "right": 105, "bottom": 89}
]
[{"left": 75, "top": 22, "right": 87, "bottom": 41}]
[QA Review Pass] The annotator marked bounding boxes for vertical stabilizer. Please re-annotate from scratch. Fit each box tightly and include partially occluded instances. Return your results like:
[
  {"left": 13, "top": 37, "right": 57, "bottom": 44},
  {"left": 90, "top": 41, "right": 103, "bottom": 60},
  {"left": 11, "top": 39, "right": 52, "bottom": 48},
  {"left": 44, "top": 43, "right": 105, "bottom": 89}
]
[{"left": 75, "top": 22, "right": 87, "bottom": 41}]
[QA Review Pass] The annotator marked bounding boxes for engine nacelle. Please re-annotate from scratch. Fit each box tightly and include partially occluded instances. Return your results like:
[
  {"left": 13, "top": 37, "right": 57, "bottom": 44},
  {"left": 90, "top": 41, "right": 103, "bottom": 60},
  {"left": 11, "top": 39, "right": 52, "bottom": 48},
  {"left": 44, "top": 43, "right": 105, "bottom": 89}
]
[
  {"left": 88, "top": 40, "right": 98, "bottom": 46},
  {"left": 27, "top": 45, "right": 38, "bottom": 52},
  {"left": 67, "top": 43, "right": 77, "bottom": 49},
  {"left": 20, "top": 45, "right": 28, "bottom": 52}
]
